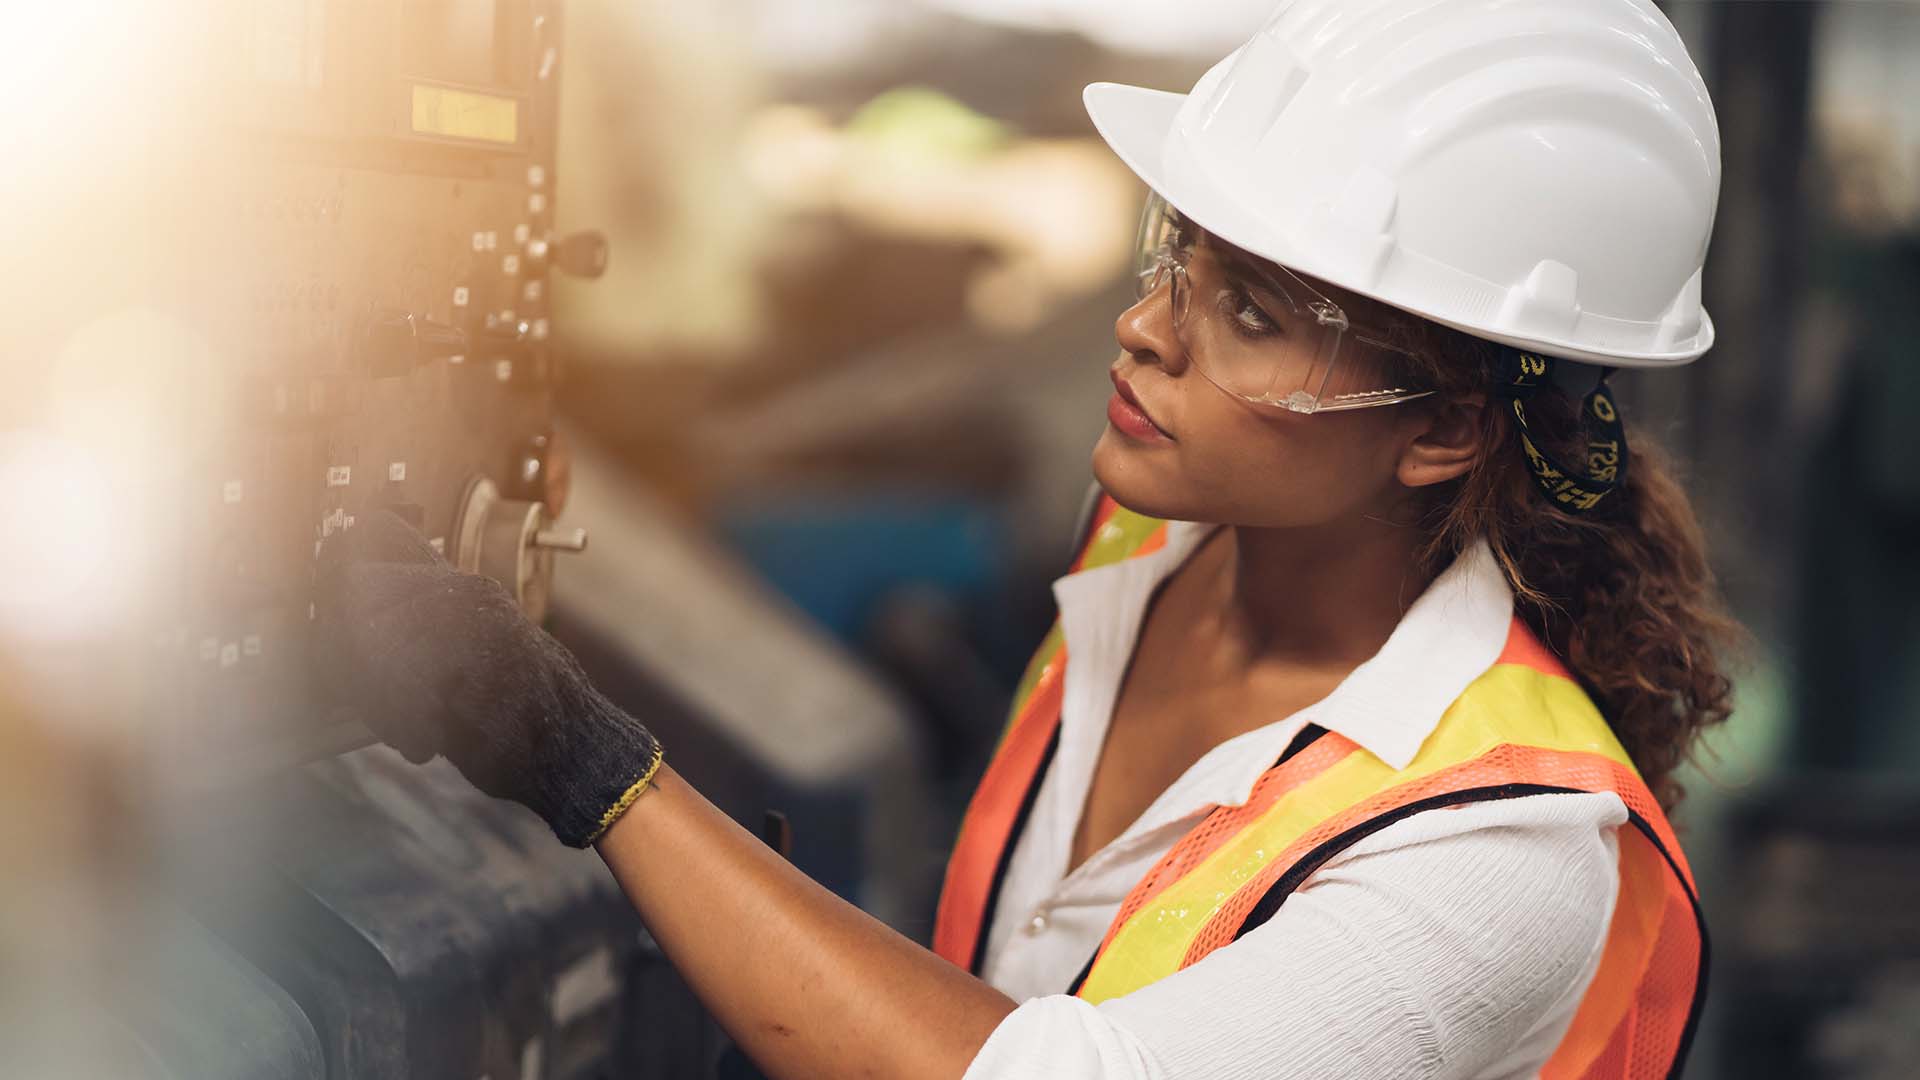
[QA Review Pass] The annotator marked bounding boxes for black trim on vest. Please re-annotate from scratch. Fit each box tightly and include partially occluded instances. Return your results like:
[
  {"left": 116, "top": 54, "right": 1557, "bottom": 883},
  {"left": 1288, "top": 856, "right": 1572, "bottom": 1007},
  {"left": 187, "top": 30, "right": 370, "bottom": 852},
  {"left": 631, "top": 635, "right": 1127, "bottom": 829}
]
[
  {"left": 1230, "top": 783, "right": 1578, "bottom": 934},
  {"left": 1630, "top": 806, "right": 1711, "bottom": 1080},
  {"left": 1065, "top": 943, "right": 1096, "bottom": 997},
  {"left": 1276, "top": 723, "right": 1329, "bottom": 765},
  {"left": 1227, "top": 783, "right": 1711, "bottom": 1080},
  {"left": 1061, "top": 724, "right": 1331, "bottom": 996},
  {"left": 970, "top": 728, "right": 1061, "bottom": 976}
]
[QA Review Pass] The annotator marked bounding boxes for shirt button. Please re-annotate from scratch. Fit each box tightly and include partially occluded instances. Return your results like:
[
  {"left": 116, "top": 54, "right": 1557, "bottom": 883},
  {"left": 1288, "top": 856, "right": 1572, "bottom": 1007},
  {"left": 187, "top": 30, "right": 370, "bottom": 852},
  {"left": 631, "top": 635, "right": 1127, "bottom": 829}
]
[{"left": 1027, "top": 909, "right": 1050, "bottom": 934}]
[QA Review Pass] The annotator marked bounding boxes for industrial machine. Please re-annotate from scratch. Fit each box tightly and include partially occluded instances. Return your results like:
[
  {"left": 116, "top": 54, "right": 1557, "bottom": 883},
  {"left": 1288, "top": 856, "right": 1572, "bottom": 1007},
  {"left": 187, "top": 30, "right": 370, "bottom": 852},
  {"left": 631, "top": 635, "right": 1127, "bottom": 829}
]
[
  {"left": 145, "top": 0, "right": 608, "bottom": 778},
  {"left": 6, "top": 3, "right": 727, "bottom": 1077}
]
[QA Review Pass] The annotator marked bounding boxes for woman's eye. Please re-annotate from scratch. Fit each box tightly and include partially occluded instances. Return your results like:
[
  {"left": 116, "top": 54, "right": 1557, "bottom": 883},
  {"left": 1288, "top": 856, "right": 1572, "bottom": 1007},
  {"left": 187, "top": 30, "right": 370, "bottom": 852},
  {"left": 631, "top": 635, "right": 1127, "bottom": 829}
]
[{"left": 1226, "top": 290, "right": 1280, "bottom": 336}]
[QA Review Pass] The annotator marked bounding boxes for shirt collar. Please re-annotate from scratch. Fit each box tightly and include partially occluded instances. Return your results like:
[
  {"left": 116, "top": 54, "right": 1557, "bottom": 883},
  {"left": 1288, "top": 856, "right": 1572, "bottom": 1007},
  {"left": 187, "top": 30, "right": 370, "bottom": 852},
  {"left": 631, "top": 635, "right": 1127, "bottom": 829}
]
[
  {"left": 1302, "top": 536, "right": 1514, "bottom": 770},
  {"left": 1052, "top": 521, "right": 1514, "bottom": 818}
]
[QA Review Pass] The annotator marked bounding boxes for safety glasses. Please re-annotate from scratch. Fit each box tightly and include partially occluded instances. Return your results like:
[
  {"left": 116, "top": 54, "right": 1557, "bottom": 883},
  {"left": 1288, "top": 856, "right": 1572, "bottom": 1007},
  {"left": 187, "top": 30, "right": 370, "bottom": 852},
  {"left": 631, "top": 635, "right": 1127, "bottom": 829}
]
[{"left": 1134, "top": 194, "right": 1436, "bottom": 414}]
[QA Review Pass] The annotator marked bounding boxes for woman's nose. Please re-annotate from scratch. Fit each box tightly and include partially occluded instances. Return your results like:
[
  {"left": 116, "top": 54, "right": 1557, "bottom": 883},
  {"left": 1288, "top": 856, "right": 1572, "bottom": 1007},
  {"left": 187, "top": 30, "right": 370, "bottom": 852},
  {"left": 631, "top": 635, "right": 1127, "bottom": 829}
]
[{"left": 1114, "top": 281, "right": 1190, "bottom": 375}]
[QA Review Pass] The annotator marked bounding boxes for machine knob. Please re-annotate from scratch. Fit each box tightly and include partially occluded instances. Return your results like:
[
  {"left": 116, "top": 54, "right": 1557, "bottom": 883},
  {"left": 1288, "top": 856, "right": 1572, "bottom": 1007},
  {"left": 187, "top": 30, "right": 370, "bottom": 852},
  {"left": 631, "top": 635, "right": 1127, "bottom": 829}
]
[
  {"left": 551, "top": 230, "right": 609, "bottom": 279},
  {"left": 451, "top": 475, "right": 582, "bottom": 623}
]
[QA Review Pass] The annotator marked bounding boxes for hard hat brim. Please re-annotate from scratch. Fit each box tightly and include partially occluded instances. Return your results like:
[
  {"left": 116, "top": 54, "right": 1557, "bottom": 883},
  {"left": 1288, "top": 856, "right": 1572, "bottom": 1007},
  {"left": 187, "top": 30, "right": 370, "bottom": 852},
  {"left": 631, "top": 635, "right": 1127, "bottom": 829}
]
[
  {"left": 1082, "top": 81, "right": 1715, "bottom": 368},
  {"left": 1082, "top": 82, "right": 1187, "bottom": 207}
]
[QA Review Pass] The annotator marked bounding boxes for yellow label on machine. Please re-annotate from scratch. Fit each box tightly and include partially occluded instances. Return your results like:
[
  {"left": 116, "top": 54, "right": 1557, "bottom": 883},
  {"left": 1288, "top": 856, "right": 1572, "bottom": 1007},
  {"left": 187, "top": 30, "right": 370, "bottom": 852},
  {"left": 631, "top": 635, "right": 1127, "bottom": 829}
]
[{"left": 409, "top": 85, "right": 519, "bottom": 144}]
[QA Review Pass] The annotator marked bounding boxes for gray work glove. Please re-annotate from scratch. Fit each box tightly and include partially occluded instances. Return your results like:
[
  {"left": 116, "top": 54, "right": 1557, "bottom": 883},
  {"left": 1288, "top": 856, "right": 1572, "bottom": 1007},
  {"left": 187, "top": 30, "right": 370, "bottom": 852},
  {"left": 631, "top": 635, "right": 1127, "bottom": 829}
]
[{"left": 312, "top": 509, "right": 662, "bottom": 847}]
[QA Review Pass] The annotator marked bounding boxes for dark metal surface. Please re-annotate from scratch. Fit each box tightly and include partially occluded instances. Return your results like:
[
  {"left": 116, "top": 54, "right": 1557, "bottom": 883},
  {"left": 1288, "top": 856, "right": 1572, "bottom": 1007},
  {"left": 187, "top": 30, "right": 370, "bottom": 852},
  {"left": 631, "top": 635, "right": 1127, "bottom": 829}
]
[{"left": 154, "top": 746, "right": 722, "bottom": 1080}]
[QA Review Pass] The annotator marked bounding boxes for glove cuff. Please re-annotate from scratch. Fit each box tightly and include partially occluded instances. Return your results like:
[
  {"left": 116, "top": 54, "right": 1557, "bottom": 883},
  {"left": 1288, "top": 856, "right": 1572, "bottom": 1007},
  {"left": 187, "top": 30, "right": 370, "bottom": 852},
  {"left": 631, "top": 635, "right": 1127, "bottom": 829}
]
[
  {"left": 583, "top": 742, "right": 664, "bottom": 846},
  {"left": 534, "top": 683, "right": 667, "bottom": 848}
]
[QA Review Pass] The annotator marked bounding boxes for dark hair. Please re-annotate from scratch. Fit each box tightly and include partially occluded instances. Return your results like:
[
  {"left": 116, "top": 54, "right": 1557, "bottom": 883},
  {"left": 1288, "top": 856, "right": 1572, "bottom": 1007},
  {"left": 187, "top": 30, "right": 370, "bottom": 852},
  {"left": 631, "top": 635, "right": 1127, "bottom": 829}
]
[
  {"left": 1375, "top": 317, "right": 1742, "bottom": 810},
  {"left": 1201, "top": 220, "right": 1742, "bottom": 809}
]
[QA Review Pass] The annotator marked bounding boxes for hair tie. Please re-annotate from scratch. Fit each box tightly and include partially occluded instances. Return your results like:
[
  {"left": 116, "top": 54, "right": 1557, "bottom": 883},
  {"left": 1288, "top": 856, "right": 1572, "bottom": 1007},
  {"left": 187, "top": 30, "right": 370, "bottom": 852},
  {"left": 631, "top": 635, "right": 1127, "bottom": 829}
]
[{"left": 1491, "top": 348, "right": 1629, "bottom": 514}]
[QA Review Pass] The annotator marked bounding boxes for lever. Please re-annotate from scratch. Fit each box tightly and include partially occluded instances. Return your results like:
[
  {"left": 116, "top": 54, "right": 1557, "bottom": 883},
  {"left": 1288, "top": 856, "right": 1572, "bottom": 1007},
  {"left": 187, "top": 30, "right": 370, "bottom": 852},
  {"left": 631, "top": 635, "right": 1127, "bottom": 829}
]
[{"left": 366, "top": 309, "right": 469, "bottom": 376}]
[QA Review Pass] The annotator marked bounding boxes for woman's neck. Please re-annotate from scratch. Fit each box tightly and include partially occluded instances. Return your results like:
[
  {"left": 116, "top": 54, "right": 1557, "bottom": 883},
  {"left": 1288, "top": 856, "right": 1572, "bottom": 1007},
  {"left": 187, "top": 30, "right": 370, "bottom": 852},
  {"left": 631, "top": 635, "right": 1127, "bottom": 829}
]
[{"left": 1202, "top": 516, "right": 1436, "bottom": 672}]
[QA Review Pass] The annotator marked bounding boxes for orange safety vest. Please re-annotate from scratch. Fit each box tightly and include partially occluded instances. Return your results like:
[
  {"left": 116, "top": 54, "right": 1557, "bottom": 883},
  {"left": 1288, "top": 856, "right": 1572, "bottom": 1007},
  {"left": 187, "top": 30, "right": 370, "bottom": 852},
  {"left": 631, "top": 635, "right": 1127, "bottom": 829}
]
[{"left": 934, "top": 498, "right": 1707, "bottom": 1079}]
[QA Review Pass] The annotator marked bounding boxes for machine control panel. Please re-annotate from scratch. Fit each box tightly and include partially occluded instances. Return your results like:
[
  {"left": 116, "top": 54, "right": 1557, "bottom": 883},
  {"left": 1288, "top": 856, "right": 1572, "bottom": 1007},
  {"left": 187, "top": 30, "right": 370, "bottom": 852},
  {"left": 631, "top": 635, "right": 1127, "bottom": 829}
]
[{"left": 43, "top": 0, "right": 610, "bottom": 779}]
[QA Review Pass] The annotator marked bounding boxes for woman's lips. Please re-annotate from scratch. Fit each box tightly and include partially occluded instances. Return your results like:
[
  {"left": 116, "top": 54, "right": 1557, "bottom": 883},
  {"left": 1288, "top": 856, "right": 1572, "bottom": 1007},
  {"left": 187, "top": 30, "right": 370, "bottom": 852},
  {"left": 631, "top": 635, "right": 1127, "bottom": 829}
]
[{"left": 1108, "top": 372, "right": 1172, "bottom": 443}]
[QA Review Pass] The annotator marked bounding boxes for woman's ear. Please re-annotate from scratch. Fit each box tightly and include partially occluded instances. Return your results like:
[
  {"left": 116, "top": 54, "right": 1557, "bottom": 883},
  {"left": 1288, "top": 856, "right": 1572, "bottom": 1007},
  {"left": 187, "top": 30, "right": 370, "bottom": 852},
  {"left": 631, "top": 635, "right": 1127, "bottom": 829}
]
[{"left": 1397, "top": 392, "right": 1488, "bottom": 489}]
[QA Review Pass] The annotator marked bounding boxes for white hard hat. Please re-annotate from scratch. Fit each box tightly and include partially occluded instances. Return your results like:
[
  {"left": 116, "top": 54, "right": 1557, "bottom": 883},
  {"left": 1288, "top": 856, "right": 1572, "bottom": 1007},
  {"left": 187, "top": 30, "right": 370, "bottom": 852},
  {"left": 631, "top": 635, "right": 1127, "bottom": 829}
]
[{"left": 1085, "top": 0, "right": 1720, "bottom": 368}]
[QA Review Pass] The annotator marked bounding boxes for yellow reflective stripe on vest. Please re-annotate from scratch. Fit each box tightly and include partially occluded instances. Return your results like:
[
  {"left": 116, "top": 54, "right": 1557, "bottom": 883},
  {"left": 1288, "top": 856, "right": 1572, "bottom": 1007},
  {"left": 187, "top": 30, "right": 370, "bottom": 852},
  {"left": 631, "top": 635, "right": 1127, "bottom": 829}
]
[
  {"left": 999, "top": 505, "right": 1168, "bottom": 744},
  {"left": 1081, "top": 505, "right": 1168, "bottom": 570},
  {"left": 994, "top": 622, "right": 1064, "bottom": 757},
  {"left": 1078, "top": 661, "right": 1634, "bottom": 1003}
]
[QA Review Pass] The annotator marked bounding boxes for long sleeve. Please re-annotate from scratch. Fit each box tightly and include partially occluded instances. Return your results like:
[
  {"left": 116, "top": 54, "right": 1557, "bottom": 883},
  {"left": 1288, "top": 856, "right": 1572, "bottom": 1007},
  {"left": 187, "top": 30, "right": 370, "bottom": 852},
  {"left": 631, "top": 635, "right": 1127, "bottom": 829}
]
[{"left": 963, "top": 791, "right": 1626, "bottom": 1080}]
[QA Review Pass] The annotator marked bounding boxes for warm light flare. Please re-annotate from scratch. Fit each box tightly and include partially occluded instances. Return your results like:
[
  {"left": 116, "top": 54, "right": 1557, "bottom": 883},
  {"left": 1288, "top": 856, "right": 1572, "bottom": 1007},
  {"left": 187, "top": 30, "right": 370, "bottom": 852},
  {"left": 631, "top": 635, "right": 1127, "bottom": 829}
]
[
  {"left": 0, "top": 430, "right": 141, "bottom": 642},
  {"left": 0, "top": 1, "right": 147, "bottom": 144}
]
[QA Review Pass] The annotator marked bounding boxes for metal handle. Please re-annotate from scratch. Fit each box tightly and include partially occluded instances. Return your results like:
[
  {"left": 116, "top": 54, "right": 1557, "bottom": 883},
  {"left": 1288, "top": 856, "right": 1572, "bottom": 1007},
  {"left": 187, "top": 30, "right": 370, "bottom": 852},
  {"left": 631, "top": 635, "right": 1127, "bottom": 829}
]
[{"left": 533, "top": 527, "right": 587, "bottom": 553}]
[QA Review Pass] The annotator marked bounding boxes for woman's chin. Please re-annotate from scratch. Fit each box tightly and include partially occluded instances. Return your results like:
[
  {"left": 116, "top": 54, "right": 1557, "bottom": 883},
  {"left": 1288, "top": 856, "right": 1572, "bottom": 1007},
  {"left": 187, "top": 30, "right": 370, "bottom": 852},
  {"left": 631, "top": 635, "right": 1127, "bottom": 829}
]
[{"left": 1091, "top": 433, "right": 1192, "bottom": 521}]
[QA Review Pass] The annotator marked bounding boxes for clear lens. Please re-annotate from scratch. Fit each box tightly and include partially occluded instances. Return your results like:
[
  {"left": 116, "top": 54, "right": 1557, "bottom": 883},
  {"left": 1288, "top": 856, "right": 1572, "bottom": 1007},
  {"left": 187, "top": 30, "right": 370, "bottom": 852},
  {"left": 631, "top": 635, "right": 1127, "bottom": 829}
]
[{"left": 1133, "top": 194, "right": 1433, "bottom": 414}]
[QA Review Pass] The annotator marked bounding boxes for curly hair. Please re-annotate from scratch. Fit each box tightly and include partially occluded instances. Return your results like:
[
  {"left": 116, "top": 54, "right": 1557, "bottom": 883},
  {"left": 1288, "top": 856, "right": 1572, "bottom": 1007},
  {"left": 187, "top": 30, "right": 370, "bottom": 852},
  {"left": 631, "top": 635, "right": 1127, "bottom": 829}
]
[{"left": 1375, "top": 317, "right": 1743, "bottom": 810}]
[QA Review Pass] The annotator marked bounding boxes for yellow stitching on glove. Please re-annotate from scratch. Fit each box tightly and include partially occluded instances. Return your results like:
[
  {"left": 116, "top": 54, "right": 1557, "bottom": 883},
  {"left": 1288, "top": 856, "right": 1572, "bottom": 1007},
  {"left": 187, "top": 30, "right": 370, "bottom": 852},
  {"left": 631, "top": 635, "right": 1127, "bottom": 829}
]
[{"left": 587, "top": 744, "right": 664, "bottom": 844}]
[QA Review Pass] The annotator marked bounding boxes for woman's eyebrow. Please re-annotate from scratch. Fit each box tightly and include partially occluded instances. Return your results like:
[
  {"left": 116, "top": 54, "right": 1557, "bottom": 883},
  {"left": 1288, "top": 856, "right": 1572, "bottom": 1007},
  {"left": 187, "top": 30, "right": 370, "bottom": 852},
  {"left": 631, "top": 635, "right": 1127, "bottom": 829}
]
[{"left": 1215, "top": 246, "right": 1295, "bottom": 302}]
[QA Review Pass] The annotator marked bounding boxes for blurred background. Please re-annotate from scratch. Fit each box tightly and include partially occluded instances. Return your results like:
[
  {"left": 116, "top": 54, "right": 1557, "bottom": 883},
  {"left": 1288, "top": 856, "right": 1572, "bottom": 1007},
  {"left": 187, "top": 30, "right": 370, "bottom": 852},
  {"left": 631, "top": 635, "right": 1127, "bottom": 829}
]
[{"left": 2, "top": 1, "right": 1918, "bottom": 1077}]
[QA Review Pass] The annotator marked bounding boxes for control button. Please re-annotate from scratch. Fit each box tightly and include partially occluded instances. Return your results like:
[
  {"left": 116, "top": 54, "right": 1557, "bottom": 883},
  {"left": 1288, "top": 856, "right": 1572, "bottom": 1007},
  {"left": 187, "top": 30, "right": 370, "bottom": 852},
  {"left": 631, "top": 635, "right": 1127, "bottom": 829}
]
[{"left": 552, "top": 230, "right": 609, "bottom": 279}]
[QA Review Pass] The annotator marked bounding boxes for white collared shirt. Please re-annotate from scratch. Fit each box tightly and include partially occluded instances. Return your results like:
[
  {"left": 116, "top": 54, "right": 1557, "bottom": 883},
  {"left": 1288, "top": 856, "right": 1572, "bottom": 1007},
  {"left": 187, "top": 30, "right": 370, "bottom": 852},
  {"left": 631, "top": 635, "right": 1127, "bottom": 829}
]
[{"left": 964, "top": 524, "right": 1628, "bottom": 1080}]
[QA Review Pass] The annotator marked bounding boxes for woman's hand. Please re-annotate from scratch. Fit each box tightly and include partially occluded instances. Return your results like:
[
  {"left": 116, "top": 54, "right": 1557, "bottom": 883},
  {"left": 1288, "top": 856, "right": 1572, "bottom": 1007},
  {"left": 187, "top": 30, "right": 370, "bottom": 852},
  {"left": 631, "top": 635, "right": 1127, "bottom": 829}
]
[{"left": 312, "top": 509, "right": 662, "bottom": 847}]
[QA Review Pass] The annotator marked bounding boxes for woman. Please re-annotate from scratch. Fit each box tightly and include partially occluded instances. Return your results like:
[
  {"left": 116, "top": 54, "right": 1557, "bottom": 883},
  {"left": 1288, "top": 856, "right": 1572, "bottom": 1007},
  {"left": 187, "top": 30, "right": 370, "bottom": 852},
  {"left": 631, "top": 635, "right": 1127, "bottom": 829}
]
[{"left": 316, "top": 1, "right": 1737, "bottom": 1076}]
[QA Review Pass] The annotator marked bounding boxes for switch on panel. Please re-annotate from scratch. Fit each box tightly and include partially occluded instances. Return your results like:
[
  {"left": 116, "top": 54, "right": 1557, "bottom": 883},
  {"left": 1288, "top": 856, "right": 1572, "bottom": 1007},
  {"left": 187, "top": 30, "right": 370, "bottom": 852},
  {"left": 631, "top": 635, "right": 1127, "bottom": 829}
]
[{"left": 365, "top": 310, "right": 470, "bottom": 377}]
